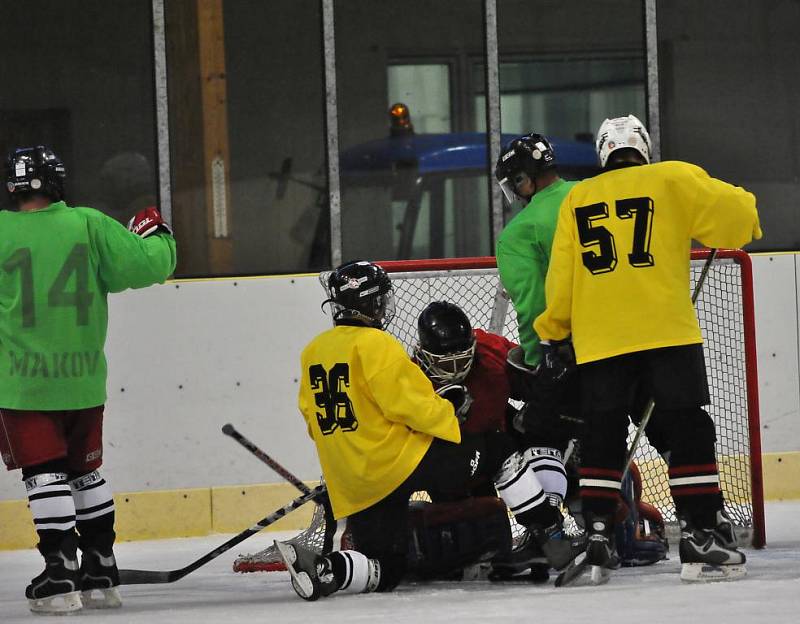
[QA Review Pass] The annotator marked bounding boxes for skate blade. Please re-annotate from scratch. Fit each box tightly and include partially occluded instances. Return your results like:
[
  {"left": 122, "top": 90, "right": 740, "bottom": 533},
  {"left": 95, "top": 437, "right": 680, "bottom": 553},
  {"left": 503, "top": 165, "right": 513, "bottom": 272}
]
[
  {"left": 589, "top": 565, "right": 611, "bottom": 585},
  {"left": 28, "top": 590, "right": 83, "bottom": 614},
  {"left": 556, "top": 554, "right": 612, "bottom": 588},
  {"left": 273, "top": 541, "right": 319, "bottom": 601},
  {"left": 555, "top": 552, "right": 588, "bottom": 587},
  {"left": 81, "top": 586, "right": 122, "bottom": 609},
  {"left": 489, "top": 564, "right": 549, "bottom": 584},
  {"left": 680, "top": 562, "right": 747, "bottom": 583}
]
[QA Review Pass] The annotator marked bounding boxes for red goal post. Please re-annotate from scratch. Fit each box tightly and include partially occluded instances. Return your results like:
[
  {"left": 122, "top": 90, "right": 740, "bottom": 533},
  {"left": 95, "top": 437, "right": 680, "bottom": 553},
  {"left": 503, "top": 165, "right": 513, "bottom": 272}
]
[{"left": 377, "top": 248, "right": 765, "bottom": 548}]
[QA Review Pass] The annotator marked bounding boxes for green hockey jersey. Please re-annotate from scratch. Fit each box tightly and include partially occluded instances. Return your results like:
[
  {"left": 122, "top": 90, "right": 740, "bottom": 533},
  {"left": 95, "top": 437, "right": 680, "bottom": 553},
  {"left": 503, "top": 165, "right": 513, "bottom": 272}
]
[{"left": 0, "top": 201, "right": 177, "bottom": 409}]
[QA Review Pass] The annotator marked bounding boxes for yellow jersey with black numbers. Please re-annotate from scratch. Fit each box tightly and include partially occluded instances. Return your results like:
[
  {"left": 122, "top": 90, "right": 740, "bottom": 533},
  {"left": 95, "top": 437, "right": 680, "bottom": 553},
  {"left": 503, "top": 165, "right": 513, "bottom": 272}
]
[
  {"left": 298, "top": 324, "right": 461, "bottom": 518},
  {"left": 534, "top": 161, "right": 761, "bottom": 364}
]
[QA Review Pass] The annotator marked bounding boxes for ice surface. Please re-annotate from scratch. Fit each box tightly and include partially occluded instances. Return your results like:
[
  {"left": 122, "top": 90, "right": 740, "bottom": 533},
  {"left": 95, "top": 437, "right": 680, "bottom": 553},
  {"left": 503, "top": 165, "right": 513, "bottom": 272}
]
[{"left": 1, "top": 502, "right": 798, "bottom": 623}]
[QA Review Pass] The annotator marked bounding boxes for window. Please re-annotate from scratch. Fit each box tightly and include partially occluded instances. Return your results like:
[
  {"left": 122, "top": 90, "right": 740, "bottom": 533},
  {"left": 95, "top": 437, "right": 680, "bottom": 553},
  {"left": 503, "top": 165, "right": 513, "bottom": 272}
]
[
  {"left": 165, "top": 0, "right": 327, "bottom": 276},
  {"left": 0, "top": 1, "right": 157, "bottom": 223},
  {"left": 335, "top": 0, "right": 491, "bottom": 261}
]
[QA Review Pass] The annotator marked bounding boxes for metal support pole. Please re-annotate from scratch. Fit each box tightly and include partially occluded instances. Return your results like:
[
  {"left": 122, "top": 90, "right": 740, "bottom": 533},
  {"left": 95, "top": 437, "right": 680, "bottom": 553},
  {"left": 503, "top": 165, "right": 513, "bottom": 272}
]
[
  {"left": 152, "top": 0, "right": 173, "bottom": 223},
  {"left": 485, "top": 0, "right": 503, "bottom": 246},
  {"left": 322, "top": 0, "right": 342, "bottom": 268},
  {"left": 644, "top": 0, "right": 661, "bottom": 161}
]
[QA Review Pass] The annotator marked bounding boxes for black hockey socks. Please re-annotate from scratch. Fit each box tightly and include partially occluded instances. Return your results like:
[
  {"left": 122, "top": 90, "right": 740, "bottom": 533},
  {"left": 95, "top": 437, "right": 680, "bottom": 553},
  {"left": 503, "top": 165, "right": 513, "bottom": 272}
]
[{"left": 577, "top": 409, "right": 628, "bottom": 517}]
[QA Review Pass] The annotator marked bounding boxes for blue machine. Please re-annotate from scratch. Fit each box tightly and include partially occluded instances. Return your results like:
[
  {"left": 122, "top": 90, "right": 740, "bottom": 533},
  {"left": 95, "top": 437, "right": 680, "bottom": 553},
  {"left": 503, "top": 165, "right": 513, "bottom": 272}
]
[
  {"left": 340, "top": 132, "right": 598, "bottom": 178},
  {"left": 338, "top": 132, "right": 599, "bottom": 259}
]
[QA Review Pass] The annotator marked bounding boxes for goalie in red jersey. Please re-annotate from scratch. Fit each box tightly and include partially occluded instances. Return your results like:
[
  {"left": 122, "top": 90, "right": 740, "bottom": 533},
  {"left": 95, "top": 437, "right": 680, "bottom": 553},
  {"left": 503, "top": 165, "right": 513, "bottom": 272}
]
[
  {"left": 414, "top": 301, "right": 570, "bottom": 488},
  {"left": 413, "top": 301, "right": 576, "bottom": 580},
  {"left": 413, "top": 301, "right": 668, "bottom": 577}
]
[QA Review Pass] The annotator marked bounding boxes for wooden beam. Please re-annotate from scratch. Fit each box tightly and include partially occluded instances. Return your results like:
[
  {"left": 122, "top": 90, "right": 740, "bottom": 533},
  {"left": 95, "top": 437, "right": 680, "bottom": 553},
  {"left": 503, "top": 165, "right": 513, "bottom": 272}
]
[
  {"left": 165, "top": 0, "right": 210, "bottom": 276},
  {"left": 196, "top": 0, "right": 233, "bottom": 273}
]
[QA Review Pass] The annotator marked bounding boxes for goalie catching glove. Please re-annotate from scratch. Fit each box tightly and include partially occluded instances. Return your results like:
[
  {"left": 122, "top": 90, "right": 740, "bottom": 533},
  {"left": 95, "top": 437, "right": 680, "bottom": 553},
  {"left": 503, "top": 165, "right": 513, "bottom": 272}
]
[
  {"left": 127, "top": 206, "right": 173, "bottom": 238},
  {"left": 436, "top": 384, "right": 473, "bottom": 423}
]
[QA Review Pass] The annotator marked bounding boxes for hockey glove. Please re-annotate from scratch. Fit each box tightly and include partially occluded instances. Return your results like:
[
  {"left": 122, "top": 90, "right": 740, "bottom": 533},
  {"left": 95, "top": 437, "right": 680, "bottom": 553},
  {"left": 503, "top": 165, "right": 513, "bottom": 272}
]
[
  {"left": 538, "top": 339, "right": 576, "bottom": 382},
  {"left": 506, "top": 346, "right": 540, "bottom": 402},
  {"left": 436, "top": 384, "right": 474, "bottom": 424},
  {"left": 127, "top": 206, "right": 173, "bottom": 238}
]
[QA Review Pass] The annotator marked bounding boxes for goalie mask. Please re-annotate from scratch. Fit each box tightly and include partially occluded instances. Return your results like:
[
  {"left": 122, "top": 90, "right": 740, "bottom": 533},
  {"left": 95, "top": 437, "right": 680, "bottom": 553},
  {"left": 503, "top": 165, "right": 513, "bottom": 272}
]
[
  {"left": 323, "top": 260, "right": 395, "bottom": 329},
  {"left": 5, "top": 146, "right": 66, "bottom": 206},
  {"left": 494, "top": 133, "right": 556, "bottom": 203},
  {"left": 414, "top": 301, "right": 476, "bottom": 385},
  {"left": 596, "top": 115, "right": 652, "bottom": 168}
]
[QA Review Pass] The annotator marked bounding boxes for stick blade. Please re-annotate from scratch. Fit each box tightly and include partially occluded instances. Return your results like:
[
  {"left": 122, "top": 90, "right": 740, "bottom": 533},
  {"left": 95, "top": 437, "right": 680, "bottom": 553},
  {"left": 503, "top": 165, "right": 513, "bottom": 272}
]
[
  {"left": 221, "top": 423, "right": 235, "bottom": 436},
  {"left": 119, "top": 568, "right": 178, "bottom": 585}
]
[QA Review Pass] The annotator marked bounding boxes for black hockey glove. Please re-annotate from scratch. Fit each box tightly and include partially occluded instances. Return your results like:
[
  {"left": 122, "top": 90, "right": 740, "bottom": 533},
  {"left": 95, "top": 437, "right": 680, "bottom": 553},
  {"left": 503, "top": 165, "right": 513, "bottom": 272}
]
[
  {"left": 538, "top": 339, "right": 576, "bottom": 382},
  {"left": 436, "top": 384, "right": 474, "bottom": 424},
  {"left": 506, "top": 346, "right": 539, "bottom": 402}
]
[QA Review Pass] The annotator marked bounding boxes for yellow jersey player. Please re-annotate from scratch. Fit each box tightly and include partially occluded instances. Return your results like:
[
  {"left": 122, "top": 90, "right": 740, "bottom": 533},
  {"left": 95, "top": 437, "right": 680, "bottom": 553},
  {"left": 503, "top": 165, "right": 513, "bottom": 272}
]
[
  {"left": 276, "top": 261, "right": 583, "bottom": 600},
  {"left": 534, "top": 115, "right": 761, "bottom": 586}
]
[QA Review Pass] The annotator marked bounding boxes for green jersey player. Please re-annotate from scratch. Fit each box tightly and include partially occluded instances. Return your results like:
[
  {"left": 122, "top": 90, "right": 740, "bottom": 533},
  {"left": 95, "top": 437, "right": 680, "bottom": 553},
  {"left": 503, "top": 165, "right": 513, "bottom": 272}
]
[
  {"left": 494, "top": 135, "right": 581, "bottom": 451},
  {"left": 495, "top": 133, "right": 577, "bottom": 368},
  {"left": 0, "top": 146, "right": 176, "bottom": 614}
]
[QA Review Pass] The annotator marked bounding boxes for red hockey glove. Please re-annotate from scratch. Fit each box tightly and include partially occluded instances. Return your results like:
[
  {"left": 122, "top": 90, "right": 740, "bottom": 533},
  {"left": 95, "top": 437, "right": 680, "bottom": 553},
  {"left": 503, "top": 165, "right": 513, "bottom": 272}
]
[{"left": 127, "top": 206, "right": 173, "bottom": 238}]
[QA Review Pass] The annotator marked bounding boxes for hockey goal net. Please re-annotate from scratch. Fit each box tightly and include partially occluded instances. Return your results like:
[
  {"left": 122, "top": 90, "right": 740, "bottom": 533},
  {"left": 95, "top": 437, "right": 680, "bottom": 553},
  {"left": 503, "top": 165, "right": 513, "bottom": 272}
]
[{"left": 233, "top": 248, "right": 764, "bottom": 573}]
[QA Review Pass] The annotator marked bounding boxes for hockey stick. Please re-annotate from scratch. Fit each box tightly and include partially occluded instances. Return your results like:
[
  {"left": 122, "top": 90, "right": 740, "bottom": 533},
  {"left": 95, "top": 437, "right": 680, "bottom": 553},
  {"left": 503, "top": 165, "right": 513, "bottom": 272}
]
[
  {"left": 222, "top": 423, "right": 338, "bottom": 562},
  {"left": 222, "top": 423, "right": 311, "bottom": 495},
  {"left": 621, "top": 248, "right": 719, "bottom": 479},
  {"left": 118, "top": 483, "right": 326, "bottom": 585}
]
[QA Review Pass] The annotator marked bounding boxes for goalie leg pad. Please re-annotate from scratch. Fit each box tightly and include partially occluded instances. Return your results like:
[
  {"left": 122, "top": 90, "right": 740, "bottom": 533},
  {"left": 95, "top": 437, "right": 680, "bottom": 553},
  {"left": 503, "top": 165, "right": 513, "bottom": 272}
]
[{"left": 406, "top": 498, "right": 512, "bottom": 579}]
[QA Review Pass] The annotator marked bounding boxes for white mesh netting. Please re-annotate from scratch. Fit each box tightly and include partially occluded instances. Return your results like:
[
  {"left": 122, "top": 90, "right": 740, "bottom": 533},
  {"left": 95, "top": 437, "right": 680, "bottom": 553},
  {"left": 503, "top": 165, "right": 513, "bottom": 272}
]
[{"left": 234, "top": 251, "right": 763, "bottom": 572}]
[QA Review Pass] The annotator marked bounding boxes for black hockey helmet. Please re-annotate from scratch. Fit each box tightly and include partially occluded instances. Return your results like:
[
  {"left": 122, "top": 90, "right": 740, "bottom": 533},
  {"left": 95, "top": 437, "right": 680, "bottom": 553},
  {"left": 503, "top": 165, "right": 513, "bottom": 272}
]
[
  {"left": 494, "top": 133, "right": 556, "bottom": 203},
  {"left": 414, "top": 301, "right": 476, "bottom": 384},
  {"left": 5, "top": 146, "right": 66, "bottom": 205},
  {"left": 324, "top": 260, "right": 395, "bottom": 329}
]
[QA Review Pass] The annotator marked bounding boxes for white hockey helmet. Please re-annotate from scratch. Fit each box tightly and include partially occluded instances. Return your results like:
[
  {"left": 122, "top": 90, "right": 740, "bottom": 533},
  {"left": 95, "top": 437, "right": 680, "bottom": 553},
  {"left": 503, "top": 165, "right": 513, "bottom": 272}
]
[{"left": 595, "top": 115, "right": 652, "bottom": 168}]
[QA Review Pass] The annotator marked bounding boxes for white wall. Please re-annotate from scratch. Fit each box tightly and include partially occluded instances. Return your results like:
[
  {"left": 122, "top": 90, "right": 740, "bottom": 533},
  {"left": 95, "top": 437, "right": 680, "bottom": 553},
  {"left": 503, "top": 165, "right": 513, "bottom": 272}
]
[
  {"left": 1, "top": 254, "right": 798, "bottom": 500},
  {"left": 752, "top": 254, "right": 800, "bottom": 451}
]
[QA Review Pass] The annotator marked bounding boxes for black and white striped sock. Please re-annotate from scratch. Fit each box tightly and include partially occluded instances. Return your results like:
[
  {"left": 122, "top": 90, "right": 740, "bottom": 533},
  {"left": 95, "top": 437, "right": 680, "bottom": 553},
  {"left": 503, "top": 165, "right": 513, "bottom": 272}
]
[
  {"left": 69, "top": 471, "right": 115, "bottom": 536},
  {"left": 522, "top": 447, "right": 568, "bottom": 500},
  {"left": 25, "top": 472, "right": 76, "bottom": 534},
  {"left": 494, "top": 452, "right": 547, "bottom": 517},
  {"left": 327, "top": 550, "right": 380, "bottom": 594}
]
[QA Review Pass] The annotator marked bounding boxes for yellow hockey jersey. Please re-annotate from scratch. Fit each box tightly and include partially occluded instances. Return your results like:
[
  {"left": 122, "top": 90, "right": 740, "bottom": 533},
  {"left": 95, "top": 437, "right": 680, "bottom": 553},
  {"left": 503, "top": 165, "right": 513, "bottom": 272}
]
[
  {"left": 298, "top": 324, "right": 461, "bottom": 518},
  {"left": 534, "top": 161, "right": 762, "bottom": 364}
]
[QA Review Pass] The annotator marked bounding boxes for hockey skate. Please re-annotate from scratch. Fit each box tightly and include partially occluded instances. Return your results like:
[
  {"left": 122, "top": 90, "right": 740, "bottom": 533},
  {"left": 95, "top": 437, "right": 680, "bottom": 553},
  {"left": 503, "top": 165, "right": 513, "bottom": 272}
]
[
  {"left": 711, "top": 510, "right": 739, "bottom": 549},
  {"left": 679, "top": 515, "right": 746, "bottom": 583},
  {"left": 26, "top": 534, "right": 83, "bottom": 615},
  {"left": 555, "top": 515, "right": 618, "bottom": 587},
  {"left": 80, "top": 547, "right": 122, "bottom": 608},
  {"left": 489, "top": 530, "right": 549, "bottom": 583},
  {"left": 274, "top": 540, "right": 339, "bottom": 601},
  {"left": 529, "top": 521, "right": 588, "bottom": 572}
]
